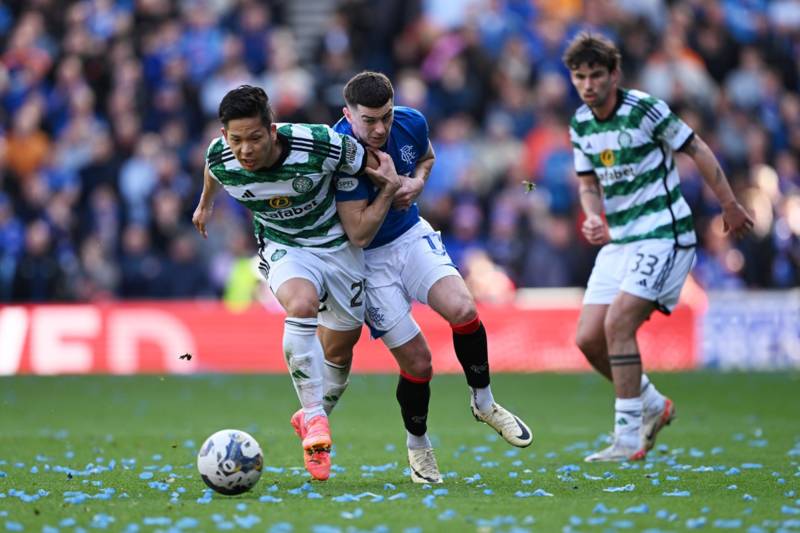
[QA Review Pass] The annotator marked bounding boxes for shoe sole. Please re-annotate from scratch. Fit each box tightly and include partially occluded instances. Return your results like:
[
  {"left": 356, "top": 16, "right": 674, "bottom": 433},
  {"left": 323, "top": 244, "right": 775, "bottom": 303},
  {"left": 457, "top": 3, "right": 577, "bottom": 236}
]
[
  {"left": 644, "top": 399, "right": 676, "bottom": 451},
  {"left": 410, "top": 471, "right": 443, "bottom": 484},
  {"left": 305, "top": 448, "right": 331, "bottom": 481}
]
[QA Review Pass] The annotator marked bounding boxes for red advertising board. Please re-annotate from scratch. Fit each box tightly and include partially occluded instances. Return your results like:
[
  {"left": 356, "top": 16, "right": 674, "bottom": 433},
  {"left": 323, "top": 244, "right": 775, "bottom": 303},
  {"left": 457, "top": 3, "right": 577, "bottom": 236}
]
[{"left": 0, "top": 301, "right": 696, "bottom": 375}]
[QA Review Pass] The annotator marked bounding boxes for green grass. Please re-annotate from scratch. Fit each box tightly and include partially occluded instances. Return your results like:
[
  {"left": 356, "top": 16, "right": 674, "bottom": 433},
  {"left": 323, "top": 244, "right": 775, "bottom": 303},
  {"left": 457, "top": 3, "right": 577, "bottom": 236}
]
[{"left": 1, "top": 372, "right": 798, "bottom": 532}]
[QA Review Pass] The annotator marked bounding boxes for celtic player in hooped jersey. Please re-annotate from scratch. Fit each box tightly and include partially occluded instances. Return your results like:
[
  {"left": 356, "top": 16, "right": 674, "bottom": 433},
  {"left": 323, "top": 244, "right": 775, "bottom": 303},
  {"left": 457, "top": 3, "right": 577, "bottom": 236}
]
[
  {"left": 193, "top": 85, "right": 400, "bottom": 481},
  {"left": 564, "top": 34, "right": 753, "bottom": 462}
]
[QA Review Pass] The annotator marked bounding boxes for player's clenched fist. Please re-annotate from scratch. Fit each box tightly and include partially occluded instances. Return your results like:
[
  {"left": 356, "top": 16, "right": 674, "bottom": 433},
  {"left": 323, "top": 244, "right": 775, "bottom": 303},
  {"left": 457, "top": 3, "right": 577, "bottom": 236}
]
[{"left": 582, "top": 214, "right": 610, "bottom": 245}]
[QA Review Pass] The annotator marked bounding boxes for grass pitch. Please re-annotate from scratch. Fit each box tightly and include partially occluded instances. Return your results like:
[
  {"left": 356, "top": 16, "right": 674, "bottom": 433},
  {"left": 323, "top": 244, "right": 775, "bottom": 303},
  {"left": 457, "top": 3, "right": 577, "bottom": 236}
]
[{"left": 1, "top": 372, "right": 798, "bottom": 531}]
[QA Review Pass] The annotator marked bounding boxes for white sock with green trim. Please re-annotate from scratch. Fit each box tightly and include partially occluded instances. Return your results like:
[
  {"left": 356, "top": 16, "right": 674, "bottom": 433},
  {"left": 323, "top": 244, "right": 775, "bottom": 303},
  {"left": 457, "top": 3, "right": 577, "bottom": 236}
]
[
  {"left": 283, "top": 317, "right": 325, "bottom": 421},
  {"left": 614, "top": 397, "right": 643, "bottom": 448},
  {"left": 322, "top": 359, "right": 350, "bottom": 415}
]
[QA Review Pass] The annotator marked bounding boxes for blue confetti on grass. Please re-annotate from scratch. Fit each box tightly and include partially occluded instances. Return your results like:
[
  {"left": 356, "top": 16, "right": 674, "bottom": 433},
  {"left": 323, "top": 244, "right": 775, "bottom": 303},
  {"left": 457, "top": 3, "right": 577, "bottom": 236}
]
[
  {"left": 234, "top": 515, "right": 261, "bottom": 528},
  {"left": 686, "top": 517, "right": 707, "bottom": 528},
  {"left": 438, "top": 509, "right": 456, "bottom": 521},
  {"left": 175, "top": 517, "right": 199, "bottom": 529},
  {"left": 138, "top": 472, "right": 153, "bottom": 480},
  {"left": 4, "top": 522, "right": 23, "bottom": 532},
  {"left": 713, "top": 519, "right": 743, "bottom": 528},
  {"left": 612, "top": 520, "right": 634, "bottom": 528},
  {"left": 258, "top": 495, "right": 283, "bottom": 503},
  {"left": 782, "top": 506, "right": 800, "bottom": 515},
  {"left": 592, "top": 503, "right": 618, "bottom": 514},
  {"left": 388, "top": 493, "right": 407, "bottom": 501},
  {"left": 624, "top": 504, "right": 649, "bottom": 514},
  {"left": 741, "top": 463, "right": 763, "bottom": 469},
  {"left": 604, "top": 484, "right": 635, "bottom": 493},
  {"left": 663, "top": 490, "right": 691, "bottom": 497},
  {"left": 143, "top": 517, "right": 171, "bottom": 526}
]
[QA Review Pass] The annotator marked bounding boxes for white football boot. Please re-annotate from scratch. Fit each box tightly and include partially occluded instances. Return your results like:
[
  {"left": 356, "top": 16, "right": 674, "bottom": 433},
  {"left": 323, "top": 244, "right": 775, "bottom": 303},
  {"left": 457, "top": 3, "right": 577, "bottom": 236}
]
[
  {"left": 470, "top": 397, "right": 533, "bottom": 448},
  {"left": 408, "top": 447, "right": 443, "bottom": 484}
]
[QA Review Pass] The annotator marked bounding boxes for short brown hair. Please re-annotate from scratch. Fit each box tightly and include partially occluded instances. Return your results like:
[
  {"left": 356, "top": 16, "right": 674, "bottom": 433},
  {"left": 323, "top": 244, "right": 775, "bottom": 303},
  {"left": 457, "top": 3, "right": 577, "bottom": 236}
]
[
  {"left": 343, "top": 71, "right": 394, "bottom": 108},
  {"left": 562, "top": 32, "right": 621, "bottom": 72}
]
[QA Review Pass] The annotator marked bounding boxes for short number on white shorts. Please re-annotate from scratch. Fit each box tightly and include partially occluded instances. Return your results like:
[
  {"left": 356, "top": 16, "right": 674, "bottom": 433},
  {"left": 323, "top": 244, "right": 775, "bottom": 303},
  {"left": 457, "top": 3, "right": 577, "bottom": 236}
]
[
  {"left": 423, "top": 233, "right": 447, "bottom": 256},
  {"left": 631, "top": 253, "right": 659, "bottom": 276},
  {"left": 350, "top": 280, "right": 365, "bottom": 308}
]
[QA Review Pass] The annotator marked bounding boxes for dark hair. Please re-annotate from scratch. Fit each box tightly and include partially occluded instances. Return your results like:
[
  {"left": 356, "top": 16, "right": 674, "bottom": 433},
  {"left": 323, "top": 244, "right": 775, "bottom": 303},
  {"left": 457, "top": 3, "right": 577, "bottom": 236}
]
[
  {"left": 343, "top": 71, "right": 394, "bottom": 108},
  {"left": 562, "top": 32, "right": 621, "bottom": 72},
  {"left": 218, "top": 85, "right": 273, "bottom": 127}
]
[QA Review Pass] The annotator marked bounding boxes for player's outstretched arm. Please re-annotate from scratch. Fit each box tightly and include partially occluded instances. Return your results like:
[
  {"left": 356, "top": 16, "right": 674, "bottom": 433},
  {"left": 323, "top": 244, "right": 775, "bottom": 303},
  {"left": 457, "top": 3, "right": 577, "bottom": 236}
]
[
  {"left": 578, "top": 173, "right": 610, "bottom": 245},
  {"left": 192, "top": 164, "right": 221, "bottom": 239},
  {"left": 679, "top": 135, "right": 754, "bottom": 238},
  {"left": 393, "top": 141, "right": 435, "bottom": 210}
]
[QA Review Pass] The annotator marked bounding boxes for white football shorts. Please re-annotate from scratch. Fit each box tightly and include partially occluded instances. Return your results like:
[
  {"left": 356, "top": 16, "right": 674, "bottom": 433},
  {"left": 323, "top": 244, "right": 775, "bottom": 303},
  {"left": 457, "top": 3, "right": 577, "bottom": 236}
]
[
  {"left": 583, "top": 239, "right": 696, "bottom": 314},
  {"left": 363, "top": 218, "right": 460, "bottom": 346},
  {"left": 257, "top": 241, "right": 366, "bottom": 330}
]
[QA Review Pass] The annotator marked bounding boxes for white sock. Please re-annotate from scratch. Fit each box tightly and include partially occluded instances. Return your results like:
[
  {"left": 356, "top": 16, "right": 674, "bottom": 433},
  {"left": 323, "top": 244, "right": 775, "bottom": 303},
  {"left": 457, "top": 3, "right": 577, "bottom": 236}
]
[
  {"left": 614, "top": 397, "right": 643, "bottom": 448},
  {"left": 322, "top": 359, "right": 350, "bottom": 415},
  {"left": 472, "top": 385, "right": 495, "bottom": 412},
  {"left": 283, "top": 317, "right": 325, "bottom": 421},
  {"left": 407, "top": 431, "right": 432, "bottom": 450},
  {"left": 640, "top": 373, "right": 666, "bottom": 415}
]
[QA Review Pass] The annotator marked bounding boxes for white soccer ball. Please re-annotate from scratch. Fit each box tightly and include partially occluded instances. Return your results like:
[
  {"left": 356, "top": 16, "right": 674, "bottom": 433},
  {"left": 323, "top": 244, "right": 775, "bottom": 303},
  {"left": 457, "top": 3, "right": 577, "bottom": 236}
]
[{"left": 197, "top": 429, "right": 263, "bottom": 495}]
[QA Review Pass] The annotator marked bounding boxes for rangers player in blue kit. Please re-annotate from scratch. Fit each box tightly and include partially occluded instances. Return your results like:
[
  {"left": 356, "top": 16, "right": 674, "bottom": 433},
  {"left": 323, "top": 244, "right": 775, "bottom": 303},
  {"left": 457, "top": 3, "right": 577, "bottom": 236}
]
[{"left": 316, "top": 71, "right": 533, "bottom": 484}]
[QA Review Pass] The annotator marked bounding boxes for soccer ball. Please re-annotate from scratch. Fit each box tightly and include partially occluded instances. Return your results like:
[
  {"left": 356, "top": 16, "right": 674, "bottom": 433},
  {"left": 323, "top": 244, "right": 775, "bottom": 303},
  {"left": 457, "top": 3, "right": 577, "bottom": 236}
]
[{"left": 197, "top": 429, "right": 264, "bottom": 495}]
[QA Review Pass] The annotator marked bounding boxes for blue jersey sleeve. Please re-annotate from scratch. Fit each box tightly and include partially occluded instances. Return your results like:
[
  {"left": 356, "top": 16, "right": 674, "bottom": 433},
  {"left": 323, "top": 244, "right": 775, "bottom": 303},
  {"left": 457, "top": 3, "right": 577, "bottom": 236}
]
[{"left": 334, "top": 173, "right": 371, "bottom": 202}]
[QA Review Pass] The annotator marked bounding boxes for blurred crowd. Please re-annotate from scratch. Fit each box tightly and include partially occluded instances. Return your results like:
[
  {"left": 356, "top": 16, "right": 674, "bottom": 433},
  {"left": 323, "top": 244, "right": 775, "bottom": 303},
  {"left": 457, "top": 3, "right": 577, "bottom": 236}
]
[{"left": 1, "top": 0, "right": 800, "bottom": 304}]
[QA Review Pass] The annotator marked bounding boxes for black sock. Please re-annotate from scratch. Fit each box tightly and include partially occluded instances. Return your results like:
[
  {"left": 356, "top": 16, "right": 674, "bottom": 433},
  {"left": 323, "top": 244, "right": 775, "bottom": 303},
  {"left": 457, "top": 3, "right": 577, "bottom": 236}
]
[
  {"left": 452, "top": 317, "right": 490, "bottom": 389},
  {"left": 396, "top": 373, "right": 431, "bottom": 436}
]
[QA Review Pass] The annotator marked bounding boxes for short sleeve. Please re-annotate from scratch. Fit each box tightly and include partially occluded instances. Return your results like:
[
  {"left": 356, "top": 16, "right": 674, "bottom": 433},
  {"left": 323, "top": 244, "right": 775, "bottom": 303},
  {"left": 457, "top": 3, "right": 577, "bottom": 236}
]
[
  {"left": 641, "top": 98, "right": 694, "bottom": 152},
  {"left": 330, "top": 128, "right": 367, "bottom": 176},
  {"left": 569, "top": 125, "right": 594, "bottom": 175}
]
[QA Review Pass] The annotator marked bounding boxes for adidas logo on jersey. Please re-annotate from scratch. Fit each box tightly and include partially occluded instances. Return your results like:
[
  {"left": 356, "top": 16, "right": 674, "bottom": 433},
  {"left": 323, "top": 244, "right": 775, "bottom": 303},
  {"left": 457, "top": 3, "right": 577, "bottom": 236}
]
[{"left": 242, "top": 189, "right": 255, "bottom": 198}]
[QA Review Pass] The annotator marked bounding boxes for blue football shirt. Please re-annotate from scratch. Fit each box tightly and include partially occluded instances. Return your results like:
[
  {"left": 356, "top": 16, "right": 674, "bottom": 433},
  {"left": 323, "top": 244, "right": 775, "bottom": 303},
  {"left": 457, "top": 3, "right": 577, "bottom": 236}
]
[{"left": 333, "top": 106, "right": 429, "bottom": 249}]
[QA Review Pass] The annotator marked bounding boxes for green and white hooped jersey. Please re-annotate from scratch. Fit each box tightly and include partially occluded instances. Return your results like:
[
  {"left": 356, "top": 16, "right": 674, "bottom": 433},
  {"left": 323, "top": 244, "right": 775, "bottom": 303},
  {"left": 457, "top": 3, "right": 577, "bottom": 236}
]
[
  {"left": 570, "top": 89, "right": 697, "bottom": 247},
  {"left": 206, "top": 123, "right": 367, "bottom": 249}
]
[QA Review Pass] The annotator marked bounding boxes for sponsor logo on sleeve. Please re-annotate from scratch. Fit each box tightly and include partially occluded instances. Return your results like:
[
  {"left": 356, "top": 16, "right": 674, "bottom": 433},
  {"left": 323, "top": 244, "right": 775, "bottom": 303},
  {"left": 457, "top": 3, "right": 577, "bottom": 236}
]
[
  {"left": 336, "top": 177, "right": 358, "bottom": 192},
  {"left": 343, "top": 136, "right": 359, "bottom": 166}
]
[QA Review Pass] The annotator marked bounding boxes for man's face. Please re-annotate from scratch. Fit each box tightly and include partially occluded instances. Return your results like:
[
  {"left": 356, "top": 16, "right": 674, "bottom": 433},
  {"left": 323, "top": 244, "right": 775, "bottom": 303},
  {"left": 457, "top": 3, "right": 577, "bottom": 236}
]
[
  {"left": 222, "top": 117, "right": 277, "bottom": 171},
  {"left": 569, "top": 63, "right": 619, "bottom": 110},
  {"left": 343, "top": 101, "right": 394, "bottom": 149}
]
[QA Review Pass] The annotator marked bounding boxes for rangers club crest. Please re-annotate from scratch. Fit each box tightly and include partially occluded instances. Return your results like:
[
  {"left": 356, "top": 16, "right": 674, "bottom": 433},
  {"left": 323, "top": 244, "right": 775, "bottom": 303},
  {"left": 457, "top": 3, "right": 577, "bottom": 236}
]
[{"left": 400, "top": 145, "right": 416, "bottom": 165}]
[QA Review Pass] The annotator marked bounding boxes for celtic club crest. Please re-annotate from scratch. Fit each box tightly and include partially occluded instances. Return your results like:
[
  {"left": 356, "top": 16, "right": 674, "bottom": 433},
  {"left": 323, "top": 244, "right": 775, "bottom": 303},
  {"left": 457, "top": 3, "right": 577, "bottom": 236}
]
[{"left": 292, "top": 176, "right": 314, "bottom": 193}]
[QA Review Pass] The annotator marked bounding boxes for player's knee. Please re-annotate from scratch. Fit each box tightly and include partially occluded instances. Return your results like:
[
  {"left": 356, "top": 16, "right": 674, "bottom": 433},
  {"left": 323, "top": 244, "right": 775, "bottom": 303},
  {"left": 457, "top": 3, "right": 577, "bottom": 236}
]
[
  {"left": 325, "top": 349, "right": 353, "bottom": 368},
  {"left": 403, "top": 357, "right": 432, "bottom": 380},
  {"left": 575, "top": 329, "right": 603, "bottom": 357},
  {"left": 603, "top": 315, "right": 635, "bottom": 345},
  {"left": 285, "top": 298, "right": 319, "bottom": 318},
  {"left": 444, "top": 294, "right": 477, "bottom": 326}
]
